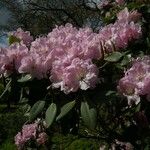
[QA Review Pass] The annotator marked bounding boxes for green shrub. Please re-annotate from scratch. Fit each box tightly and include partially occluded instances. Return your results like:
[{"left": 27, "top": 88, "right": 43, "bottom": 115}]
[{"left": 0, "top": 140, "right": 16, "bottom": 150}]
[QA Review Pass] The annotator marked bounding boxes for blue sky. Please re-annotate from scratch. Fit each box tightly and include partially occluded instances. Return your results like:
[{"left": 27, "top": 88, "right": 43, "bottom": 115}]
[
  {"left": 0, "top": 7, "right": 10, "bottom": 25},
  {"left": 0, "top": 7, "right": 10, "bottom": 47}
]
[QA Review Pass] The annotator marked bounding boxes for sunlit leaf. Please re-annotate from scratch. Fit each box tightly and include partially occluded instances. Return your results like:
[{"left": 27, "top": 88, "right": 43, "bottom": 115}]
[
  {"left": 56, "top": 100, "right": 76, "bottom": 121},
  {"left": 45, "top": 103, "right": 57, "bottom": 128},
  {"left": 18, "top": 74, "right": 33, "bottom": 82},
  {"left": 104, "top": 52, "right": 123, "bottom": 62}
]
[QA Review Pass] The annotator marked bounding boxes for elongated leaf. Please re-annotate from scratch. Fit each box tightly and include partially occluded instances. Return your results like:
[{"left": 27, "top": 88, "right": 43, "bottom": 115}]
[
  {"left": 18, "top": 74, "right": 33, "bottom": 82},
  {"left": 45, "top": 103, "right": 57, "bottom": 128},
  {"left": 81, "top": 101, "right": 97, "bottom": 129},
  {"left": 146, "top": 37, "right": 150, "bottom": 48},
  {"left": 29, "top": 101, "right": 45, "bottom": 121},
  {"left": 135, "top": 103, "right": 141, "bottom": 112},
  {"left": 56, "top": 100, "right": 76, "bottom": 121},
  {"left": 22, "top": 104, "right": 31, "bottom": 117},
  {"left": 0, "top": 79, "right": 11, "bottom": 99},
  {"left": 104, "top": 52, "right": 123, "bottom": 62},
  {"left": 105, "top": 91, "right": 116, "bottom": 96}
]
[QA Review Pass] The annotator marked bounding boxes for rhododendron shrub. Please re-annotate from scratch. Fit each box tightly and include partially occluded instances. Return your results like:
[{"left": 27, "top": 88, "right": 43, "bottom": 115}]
[
  {"left": 0, "top": 1, "right": 150, "bottom": 149},
  {"left": 0, "top": 8, "right": 142, "bottom": 92}
]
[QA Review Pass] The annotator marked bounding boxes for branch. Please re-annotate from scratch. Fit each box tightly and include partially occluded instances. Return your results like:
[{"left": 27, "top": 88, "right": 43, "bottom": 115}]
[{"left": 28, "top": 2, "right": 81, "bottom": 27}]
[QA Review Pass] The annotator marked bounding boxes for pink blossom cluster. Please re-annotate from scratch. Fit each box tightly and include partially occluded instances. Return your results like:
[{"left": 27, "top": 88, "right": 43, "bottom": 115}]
[
  {"left": 36, "top": 132, "right": 48, "bottom": 145},
  {"left": 98, "top": 7, "right": 142, "bottom": 52},
  {"left": 19, "top": 24, "right": 100, "bottom": 93},
  {"left": 0, "top": 43, "right": 28, "bottom": 76},
  {"left": 117, "top": 7, "right": 141, "bottom": 23},
  {"left": 118, "top": 56, "right": 150, "bottom": 105},
  {"left": 9, "top": 28, "right": 33, "bottom": 47},
  {"left": 15, "top": 123, "right": 48, "bottom": 150},
  {"left": 0, "top": 8, "right": 142, "bottom": 94}
]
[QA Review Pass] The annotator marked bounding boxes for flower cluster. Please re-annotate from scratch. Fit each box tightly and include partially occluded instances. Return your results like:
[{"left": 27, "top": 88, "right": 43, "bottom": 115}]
[
  {"left": 117, "top": 8, "right": 141, "bottom": 23},
  {"left": 98, "top": 7, "right": 142, "bottom": 52},
  {"left": 0, "top": 8, "right": 142, "bottom": 94},
  {"left": 15, "top": 123, "right": 48, "bottom": 150},
  {"left": 21, "top": 24, "right": 100, "bottom": 93},
  {"left": 118, "top": 56, "right": 150, "bottom": 105},
  {"left": 9, "top": 28, "right": 33, "bottom": 47},
  {"left": 0, "top": 43, "right": 28, "bottom": 76}
]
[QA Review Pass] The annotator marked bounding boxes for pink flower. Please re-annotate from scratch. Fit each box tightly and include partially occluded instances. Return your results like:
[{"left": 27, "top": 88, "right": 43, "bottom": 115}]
[
  {"left": 15, "top": 123, "right": 38, "bottom": 149},
  {"left": 36, "top": 132, "right": 48, "bottom": 145},
  {"left": 10, "top": 28, "right": 33, "bottom": 47},
  {"left": 98, "top": 12, "right": 142, "bottom": 52},
  {"left": 50, "top": 58, "right": 99, "bottom": 94},
  {"left": 117, "top": 7, "right": 141, "bottom": 23},
  {"left": 30, "top": 37, "right": 48, "bottom": 55},
  {"left": 0, "top": 43, "right": 28, "bottom": 76},
  {"left": 19, "top": 52, "right": 51, "bottom": 79},
  {"left": 118, "top": 56, "right": 150, "bottom": 104}
]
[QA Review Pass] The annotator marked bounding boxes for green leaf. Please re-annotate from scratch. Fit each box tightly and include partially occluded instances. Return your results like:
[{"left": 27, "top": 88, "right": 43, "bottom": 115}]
[
  {"left": 18, "top": 74, "right": 33, "bottom": 82},
  {"left": 56, "top": 100, "right": 76, "bottom": 121},
  {"left": 0, "top": 79, "right": 11, "bottom": 99},
  {"left": 105, "top": 91, "right": 116, "bottom": 96},
  {"left": 146, "top": 37, "right": 150, "bottom": 48},
  {"left": 135, "top": 103, "right": 141, "bottom": 112},
  {"left": 104, "top": 52, "right": 123, "bottom": 62},
  {"left": 8, "top": 35, "right": 21, "bottom": 45},
  {"left": 22, "top": 104, "right": 31, "bottom": 117},
  {"left": 19, "top": 98, "right": 28, "bottom": 104},
  {"left": 29, "top": 100, "right": 45, "bottom": 121},
  {"left": 81, "top": 101, "right": 97, "bottom": 129},
  {"left": 121, "top": 55, "right": 130, "bottom": 66},
  {"left": 45, "top": 103, "right": 57, "bottom": 128}
]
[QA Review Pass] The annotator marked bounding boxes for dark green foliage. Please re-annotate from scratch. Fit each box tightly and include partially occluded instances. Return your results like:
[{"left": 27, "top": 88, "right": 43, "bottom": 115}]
[
  {"left": 65, "top": 139, "right": 99, "bottom": 150},
  {"left": 51, "top": 133, "right": 99, "bottom": 150},
  {"left": 0, "top": 105, "right": 27, "bottom": 144},
  {"left": 0, "top": 140, "right": 16, "bottom": 150}
]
